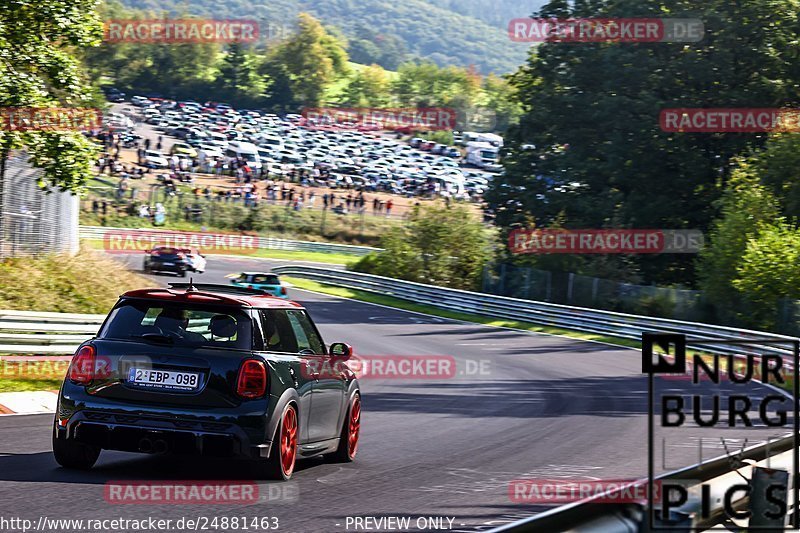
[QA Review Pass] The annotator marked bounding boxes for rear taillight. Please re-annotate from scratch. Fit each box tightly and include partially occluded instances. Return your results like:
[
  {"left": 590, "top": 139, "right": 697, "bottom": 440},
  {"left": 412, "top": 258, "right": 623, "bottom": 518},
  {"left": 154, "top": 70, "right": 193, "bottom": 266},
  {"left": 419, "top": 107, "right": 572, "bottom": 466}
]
[
  {"left": 68, "top": 345, "right": 96, "bottom": 385},
  {"left": 280, "top": 287, "right": 287, "bottom": 296},
  {"left": 237, "top": 360, "right": 267, "bottom": 399}
]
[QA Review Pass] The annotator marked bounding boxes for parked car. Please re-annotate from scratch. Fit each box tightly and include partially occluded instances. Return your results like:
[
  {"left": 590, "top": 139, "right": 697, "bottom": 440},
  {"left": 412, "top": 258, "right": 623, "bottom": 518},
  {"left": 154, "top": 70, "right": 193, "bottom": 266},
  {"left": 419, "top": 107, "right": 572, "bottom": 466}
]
[
  {"left": 53, "top": 283, "right": 361, "bottom": 480},
  {"left": 170, "top": 142, "right": 198, "bottom": 158},
  {"left": 143, "top": 150, "right": 168, "bottom": 169}
]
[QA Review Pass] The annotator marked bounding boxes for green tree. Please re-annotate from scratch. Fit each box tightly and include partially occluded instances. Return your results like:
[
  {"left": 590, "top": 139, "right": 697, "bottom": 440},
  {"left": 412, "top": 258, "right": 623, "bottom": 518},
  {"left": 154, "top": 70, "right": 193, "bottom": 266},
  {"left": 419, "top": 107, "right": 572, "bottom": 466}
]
[
  {"left": 732, "top": 223, "right": 800, "bottom": 330},
  {"left": 697, "top": 161, "right": 780, "bottom": 318},
  {"left": 342, "top": 65, "right": 391, "bottom": 107},
  {"left": 216, "top": 42, "right": 264, "bottom": 107},
  {"left": 0, "top": 0, "right": 103, "bottom": 219},
  {"left": 351, "top": 203, "right": 491, "bottom": 290},
  {"left": 488, "top": 0, "right": 800, "bottom": 286},
  {"left": 272, "top": 13, "right": 349, "bottom": 107}
]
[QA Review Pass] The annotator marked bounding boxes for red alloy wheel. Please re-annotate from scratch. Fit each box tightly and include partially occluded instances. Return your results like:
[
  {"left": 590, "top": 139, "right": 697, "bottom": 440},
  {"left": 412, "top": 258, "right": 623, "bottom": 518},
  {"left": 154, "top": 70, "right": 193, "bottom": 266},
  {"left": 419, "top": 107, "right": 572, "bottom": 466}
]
[
  {"left": 348, "top": 396, "right": 361, "bottom": 458},
  {"left": 280, "top": 406, "right": 298, "bottom": 476}
]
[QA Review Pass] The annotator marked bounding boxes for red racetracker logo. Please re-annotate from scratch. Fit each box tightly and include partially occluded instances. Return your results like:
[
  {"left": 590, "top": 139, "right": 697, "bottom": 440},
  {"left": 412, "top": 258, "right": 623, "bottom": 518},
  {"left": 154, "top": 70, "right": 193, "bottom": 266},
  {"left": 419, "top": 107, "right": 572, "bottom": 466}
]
[
  {"left": 508, "top": 18, "right": 703, "bottom": 43},
  {"left": 0, "top": 107, "right": 102, "bottom": 132},
  {"left": 509, "top": 229, "right": 703, "bottom": 254},
  {"left": 105, "top": 19, "right": 259, "bottom": 43},
  {"left": 105, "top": 481, "right": 259, "bottom": 504},
  {"left": 0, "top": 356, "right": 73, "bottom": 380},
  {"left": 661, "top": 108, "right": 800, "bottom": 132},
  {"left": 301, "top": 355, "right": 488, "bottom": 380},
  {"left": 301, "top": 107, "right": 457, "bottom": 131},
  {"left": 509, "top": 479, "right": 662, "bottom": 504},
  {"left": 103, "top": 230, "right": 259, "bottom": 255}
]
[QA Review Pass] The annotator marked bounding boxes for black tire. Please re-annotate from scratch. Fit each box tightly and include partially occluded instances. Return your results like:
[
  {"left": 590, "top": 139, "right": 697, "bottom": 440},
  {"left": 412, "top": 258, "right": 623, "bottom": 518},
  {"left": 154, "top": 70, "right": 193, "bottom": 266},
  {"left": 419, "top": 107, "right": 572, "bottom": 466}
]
[
  {"left": 143, "top": 262, "right": 150, "bottom": 273},
  {"left": 52, "top": 432, "right": 100, "bottom": 470},
  {"left": 260, "top": 404, "right": 298, "bottom": 481},
  {"left": 180, "top": 269, "right": 187, "bottom": 278},
  {"left": 328, "top": 393, "right": 360, "bottom": 463}
]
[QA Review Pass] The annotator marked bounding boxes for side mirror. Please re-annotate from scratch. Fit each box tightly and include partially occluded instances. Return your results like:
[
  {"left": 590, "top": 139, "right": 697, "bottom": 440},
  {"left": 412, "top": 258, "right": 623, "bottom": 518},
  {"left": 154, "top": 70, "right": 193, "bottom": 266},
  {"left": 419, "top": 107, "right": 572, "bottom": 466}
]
[{"left": 329, "top": 342, "right": 352, "bottom": 359}]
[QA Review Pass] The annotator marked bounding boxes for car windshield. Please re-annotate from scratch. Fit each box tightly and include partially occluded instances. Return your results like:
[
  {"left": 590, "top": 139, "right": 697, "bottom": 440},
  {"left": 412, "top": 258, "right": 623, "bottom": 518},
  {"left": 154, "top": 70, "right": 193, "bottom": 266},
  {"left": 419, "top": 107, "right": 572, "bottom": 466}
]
[
  {"left": 101, "top": 301, "right": 252, "bottom": 350},
  {"left": 252, "top": 275, "right": 280, "bottom": 285}
]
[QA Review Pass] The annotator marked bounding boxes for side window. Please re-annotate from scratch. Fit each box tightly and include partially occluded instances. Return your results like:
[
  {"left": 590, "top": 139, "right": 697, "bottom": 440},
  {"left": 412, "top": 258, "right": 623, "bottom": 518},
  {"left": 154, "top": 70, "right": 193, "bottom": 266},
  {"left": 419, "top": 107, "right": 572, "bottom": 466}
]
[
  {"left": 286, "top": 310, "right": 325, "bottom": 355},
  {"left": 259, "top": 310, "right": 298, "bottom": 353}
]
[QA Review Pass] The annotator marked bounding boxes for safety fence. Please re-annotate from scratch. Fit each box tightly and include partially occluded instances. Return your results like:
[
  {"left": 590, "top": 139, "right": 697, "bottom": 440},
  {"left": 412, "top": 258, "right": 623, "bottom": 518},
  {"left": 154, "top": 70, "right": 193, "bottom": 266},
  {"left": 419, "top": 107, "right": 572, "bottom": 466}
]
[{"left": 0, "top": 152, "right": 80, "bottom": 257}]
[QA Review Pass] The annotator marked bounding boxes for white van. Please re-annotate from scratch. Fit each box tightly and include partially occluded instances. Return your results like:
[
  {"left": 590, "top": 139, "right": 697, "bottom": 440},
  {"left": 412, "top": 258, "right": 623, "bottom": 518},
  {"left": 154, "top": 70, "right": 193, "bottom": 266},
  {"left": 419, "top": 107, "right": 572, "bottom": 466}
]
[{"left": 225, "top": 141, "right": 262, "bottom": 170}]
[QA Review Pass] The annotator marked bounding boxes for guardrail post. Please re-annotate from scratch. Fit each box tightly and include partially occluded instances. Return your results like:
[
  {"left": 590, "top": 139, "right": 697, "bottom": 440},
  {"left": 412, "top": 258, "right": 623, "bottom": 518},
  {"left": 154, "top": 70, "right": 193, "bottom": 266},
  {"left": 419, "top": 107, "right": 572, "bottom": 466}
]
[{"left": 749, "top": 466, "right": 789, "bottom": 529}]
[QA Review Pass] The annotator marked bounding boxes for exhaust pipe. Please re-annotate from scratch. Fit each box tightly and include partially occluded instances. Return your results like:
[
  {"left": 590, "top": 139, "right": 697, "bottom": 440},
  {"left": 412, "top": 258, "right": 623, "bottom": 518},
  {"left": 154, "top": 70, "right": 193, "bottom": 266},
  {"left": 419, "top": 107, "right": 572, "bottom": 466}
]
[
  {"left": 138, "top": 438, "right": 153, "bottom": 453},
  {"left": 153, "top": 439, "right": 168, "bottom": 454}
]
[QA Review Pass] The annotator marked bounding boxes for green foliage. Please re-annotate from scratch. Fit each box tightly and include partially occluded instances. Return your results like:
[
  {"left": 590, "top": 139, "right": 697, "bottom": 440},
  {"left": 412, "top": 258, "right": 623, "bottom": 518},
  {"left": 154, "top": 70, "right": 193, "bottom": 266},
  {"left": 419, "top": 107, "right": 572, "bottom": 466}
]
[
  {"left": 697, "top": 161, "right": 781, "bottom": 312},
  {"left": 488, "top": 0, "right": 800, "bottom": 286},
  {"left": 269, "top": 13, "right": 350, "bottom": 107},
  {"left": 119, "top": 0, "right": 528, "bottom": 74},
  {"left": 351, "top": 203, "right": 491, "bottom": 290},
  {"left": 0, "top": 0, "right": 104, "bottom": 192},
  {"left": 216, "top": 42, "right": 265, "bottom": 107},
  {"left": 747, "top": 134, "right": 800, "bottom": 219},
  {"left": 732, "top": 223, "right": 800, "bottom": 329},
  {"left": 341, "top": 65, "right": 391, "bottom": 107},
  {"left": 420, "top": 131, "right": 454, "bottom": 145}
]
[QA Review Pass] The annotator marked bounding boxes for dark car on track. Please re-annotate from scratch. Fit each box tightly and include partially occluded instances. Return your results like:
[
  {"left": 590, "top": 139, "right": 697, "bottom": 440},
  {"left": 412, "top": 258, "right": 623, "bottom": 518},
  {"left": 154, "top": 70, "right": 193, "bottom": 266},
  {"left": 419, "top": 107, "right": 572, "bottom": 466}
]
[
  {"left": 143, "top": 246, "right": 192, "bottom": 276},
  {"left": 52, "top": 283, "right": 361, "bottom": 480}
]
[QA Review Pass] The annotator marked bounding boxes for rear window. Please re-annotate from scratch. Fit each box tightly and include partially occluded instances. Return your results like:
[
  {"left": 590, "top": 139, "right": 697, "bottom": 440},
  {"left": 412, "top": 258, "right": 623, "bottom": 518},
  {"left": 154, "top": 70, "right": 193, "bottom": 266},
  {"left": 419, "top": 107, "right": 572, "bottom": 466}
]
[
  {"left": 152, "top": 247, "right": 181, "bottom": 256},
  {"left": 101, "top": 301, "right": 252, "bottom": 350}
]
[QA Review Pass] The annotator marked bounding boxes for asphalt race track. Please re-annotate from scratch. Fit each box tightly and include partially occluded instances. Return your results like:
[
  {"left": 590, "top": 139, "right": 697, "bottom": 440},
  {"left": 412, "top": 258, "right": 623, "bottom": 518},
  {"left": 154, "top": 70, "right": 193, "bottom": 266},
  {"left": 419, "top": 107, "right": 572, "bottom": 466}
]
[{"left": 0, "top": 254, "right": 790, "bottom": 532}]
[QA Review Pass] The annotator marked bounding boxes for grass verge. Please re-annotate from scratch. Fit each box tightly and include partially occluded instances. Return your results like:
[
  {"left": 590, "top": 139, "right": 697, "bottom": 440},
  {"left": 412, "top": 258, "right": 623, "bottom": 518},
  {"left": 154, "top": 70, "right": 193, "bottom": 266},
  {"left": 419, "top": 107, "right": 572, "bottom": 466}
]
[
  {"left": 284, "top": 277, "right": 640, "bottom": 349},
  {"left": 0, "top": 379, "right": 62, "bottom": 394},
  {"left": 0, "top": 245, "right": 150, "bottom": 314},
  {"left": 83, "top": 239, "right": 358, "bottom": 266}
]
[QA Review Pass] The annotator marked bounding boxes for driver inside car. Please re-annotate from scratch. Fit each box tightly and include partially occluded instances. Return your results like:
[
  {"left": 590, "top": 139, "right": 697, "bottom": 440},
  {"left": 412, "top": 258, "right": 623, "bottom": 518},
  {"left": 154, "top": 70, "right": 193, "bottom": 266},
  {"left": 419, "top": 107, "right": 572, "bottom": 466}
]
[{"left": 153, "top": 308, "right": 207, "bottom": 343}]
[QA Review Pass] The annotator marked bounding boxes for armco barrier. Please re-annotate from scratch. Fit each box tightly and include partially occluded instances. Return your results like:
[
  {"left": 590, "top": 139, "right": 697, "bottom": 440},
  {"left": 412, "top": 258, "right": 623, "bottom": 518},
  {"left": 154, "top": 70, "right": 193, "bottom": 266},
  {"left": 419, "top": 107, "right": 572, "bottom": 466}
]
[
  {"left": 79, "top": 225, "right": 381, "bottom": 256},
  {"left": 0, "top": 310, "right": 105, "bottom": 354},
  {"left": 270, "top": 266, "right": 797, "bottom": 360}
]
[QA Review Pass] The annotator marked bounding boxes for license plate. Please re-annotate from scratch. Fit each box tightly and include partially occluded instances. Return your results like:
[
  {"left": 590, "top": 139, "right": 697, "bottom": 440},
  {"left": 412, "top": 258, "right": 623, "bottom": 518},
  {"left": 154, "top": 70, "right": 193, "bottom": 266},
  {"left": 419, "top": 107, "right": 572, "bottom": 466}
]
[
  {"left": 128, "top": 368, "right": 201, "bottom": 391},
  {"left": 162, "top": 262, "right": 174, "bottom": 266}
]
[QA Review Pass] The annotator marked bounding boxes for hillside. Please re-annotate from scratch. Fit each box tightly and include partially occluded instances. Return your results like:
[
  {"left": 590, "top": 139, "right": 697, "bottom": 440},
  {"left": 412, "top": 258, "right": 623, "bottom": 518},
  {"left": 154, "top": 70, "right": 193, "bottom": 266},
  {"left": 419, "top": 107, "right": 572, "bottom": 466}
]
[
  {"left": 116, "top": 0, "right": 532, "bottom": 74},
  {"left": 427, "top": 0, "right": 548, "bottom": 29}
]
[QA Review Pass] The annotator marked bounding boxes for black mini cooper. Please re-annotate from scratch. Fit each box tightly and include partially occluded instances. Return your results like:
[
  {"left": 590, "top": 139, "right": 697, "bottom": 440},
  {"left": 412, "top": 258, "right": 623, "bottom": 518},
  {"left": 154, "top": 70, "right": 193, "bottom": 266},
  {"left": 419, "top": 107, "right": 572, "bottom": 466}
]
[{"left": 53, "top": 283, "right": 361, "bottom": 480}]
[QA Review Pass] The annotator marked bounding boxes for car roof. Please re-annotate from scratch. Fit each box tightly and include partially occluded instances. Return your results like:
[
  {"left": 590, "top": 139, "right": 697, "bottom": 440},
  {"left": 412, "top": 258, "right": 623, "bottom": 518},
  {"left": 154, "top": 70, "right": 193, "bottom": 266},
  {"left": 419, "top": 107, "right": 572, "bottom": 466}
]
[{"left": 121, "top": 286, "right": 301, "bottom": 309}]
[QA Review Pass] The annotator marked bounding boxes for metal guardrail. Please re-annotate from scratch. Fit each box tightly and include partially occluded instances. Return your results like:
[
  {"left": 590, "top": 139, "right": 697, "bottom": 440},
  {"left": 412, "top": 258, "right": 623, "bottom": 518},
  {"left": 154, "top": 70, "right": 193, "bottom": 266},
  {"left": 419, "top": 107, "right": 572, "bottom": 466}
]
[
  {"left": 270, "top": 266, "right": 797, "bottom": 359},
  {"left": 0, "top": 310, "right": 104, "bottom": 354},
  {"left": 79, "top": 225, "right": 382, "bottom": 256}
]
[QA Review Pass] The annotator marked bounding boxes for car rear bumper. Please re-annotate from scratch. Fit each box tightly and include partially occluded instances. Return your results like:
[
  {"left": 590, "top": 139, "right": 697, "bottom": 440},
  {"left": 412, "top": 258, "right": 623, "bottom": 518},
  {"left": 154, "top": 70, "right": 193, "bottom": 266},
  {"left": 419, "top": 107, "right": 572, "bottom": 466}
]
[
  {"left": 56, "top": 409, "right": 267, "bottom": 459},
  {"left": 147, "top": 261, "right": 188, "bottom": 273}
]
